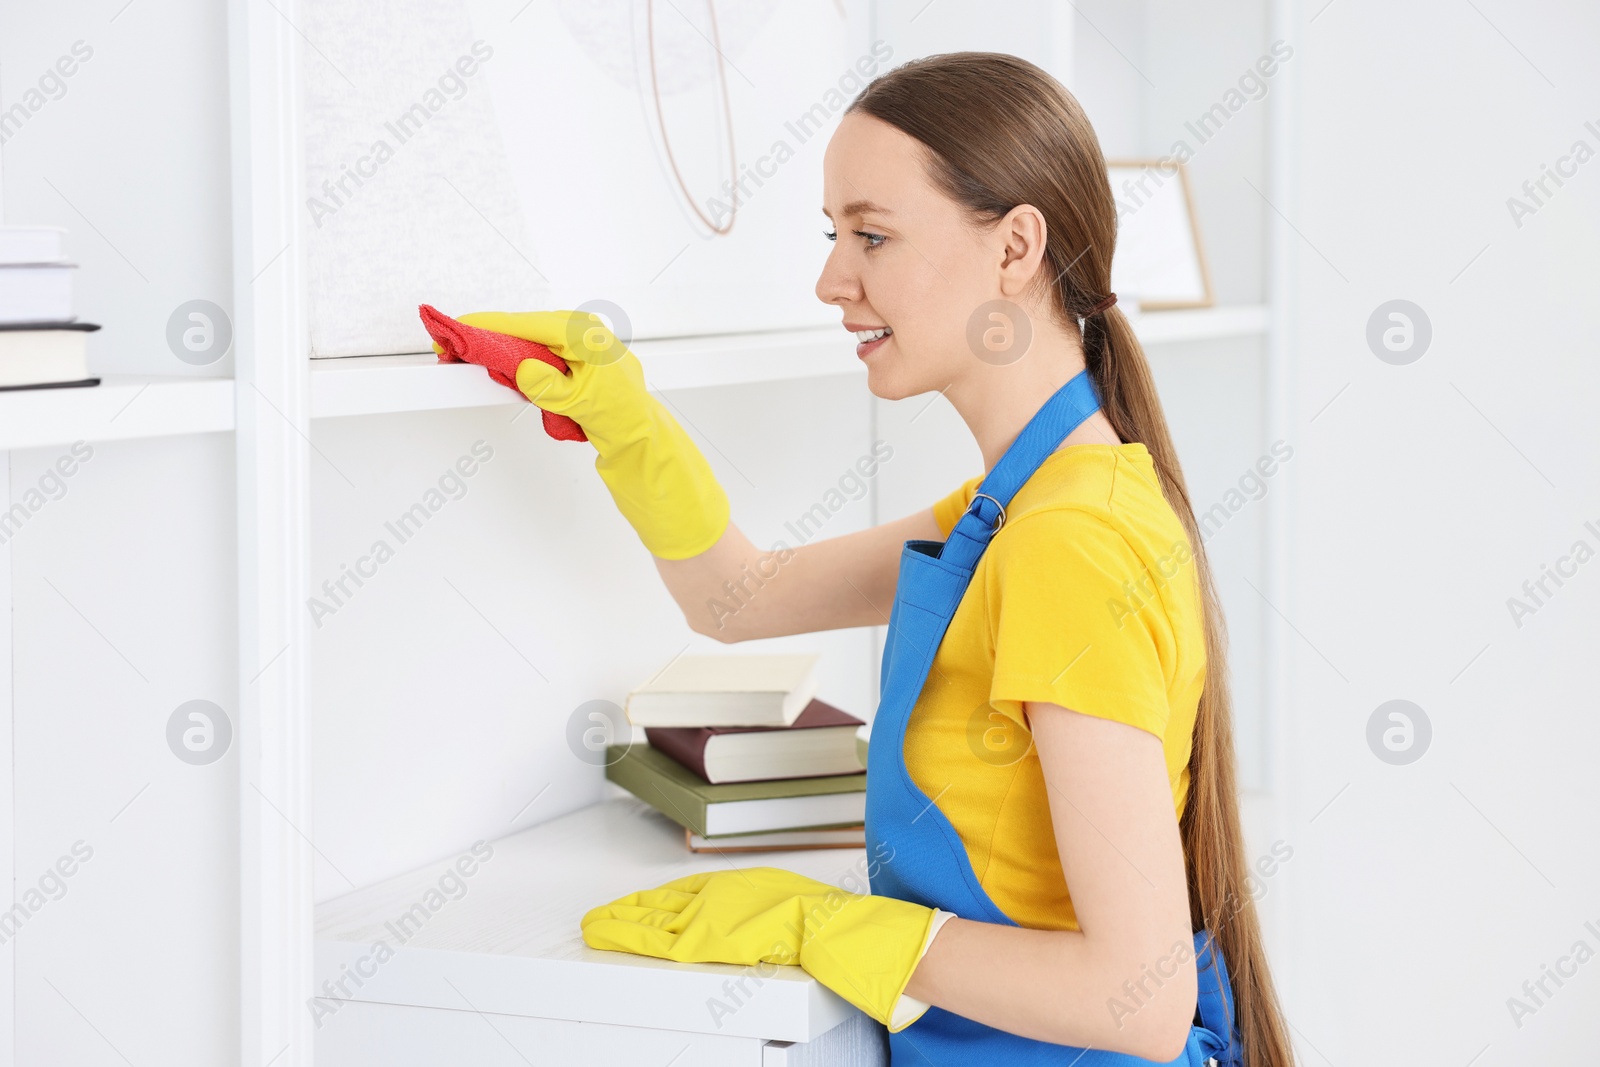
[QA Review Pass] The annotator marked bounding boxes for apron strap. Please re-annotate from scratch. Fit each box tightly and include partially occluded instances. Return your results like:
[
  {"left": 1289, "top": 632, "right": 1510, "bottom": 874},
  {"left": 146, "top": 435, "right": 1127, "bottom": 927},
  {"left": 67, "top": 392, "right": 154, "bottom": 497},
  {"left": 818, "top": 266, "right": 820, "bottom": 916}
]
[
  {"left": 941, "top": 369, "right": 1102, "bottom": 572},
  {"left": 1193, "top": 929, "right": 1243, "bottom": 1066}
]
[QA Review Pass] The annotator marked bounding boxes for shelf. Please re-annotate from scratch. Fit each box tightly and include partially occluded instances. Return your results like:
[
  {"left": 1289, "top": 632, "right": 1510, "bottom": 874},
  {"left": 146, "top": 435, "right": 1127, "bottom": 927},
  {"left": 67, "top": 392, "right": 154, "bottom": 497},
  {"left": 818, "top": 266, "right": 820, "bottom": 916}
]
[
  {"left": 309, "top": 326, "right": 862, "bottom": 419},
  {"left": 308, "top": 309, "right": 1269, "bottom": 420},
  {"left": 634, "top": 326, "right": 865, "bottom": 391},
  {"left": 314, "top": 797, "right": 860, "bottom": 1044},
  {"left": 0, "top": 309, "right": 1268, "bottom": 451},
  {"left": 0, "top": 375, "right": 234, "bottom": 451},
  {"left": 310, "top": 351, "right": 520, "bottom": 418},
  {"left": 1129, "top": 304, "right": 1269, "bottom": 344}
]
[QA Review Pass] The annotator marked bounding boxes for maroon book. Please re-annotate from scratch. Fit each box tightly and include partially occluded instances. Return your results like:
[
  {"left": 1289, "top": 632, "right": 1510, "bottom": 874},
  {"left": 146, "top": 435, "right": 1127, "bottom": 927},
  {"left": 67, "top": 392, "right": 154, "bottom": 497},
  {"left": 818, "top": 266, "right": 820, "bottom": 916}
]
[{"left": 645, "top": 698, "right": 865, "bottom": 784}]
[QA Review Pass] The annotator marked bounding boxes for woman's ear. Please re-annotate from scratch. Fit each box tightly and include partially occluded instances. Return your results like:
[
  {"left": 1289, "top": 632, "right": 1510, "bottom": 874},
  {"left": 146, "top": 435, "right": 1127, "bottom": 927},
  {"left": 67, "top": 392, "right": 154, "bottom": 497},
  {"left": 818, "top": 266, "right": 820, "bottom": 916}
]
[{"left": 994, "top": 203, "right": 1050, "bottom": 298}]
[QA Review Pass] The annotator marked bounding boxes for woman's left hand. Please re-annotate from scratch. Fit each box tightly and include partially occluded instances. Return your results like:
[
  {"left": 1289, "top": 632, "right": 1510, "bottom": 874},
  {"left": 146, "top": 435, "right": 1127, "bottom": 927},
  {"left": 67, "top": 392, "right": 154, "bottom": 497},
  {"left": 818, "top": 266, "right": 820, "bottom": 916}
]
[{"left": 580, "top": 866, "right": 939, "bottom": 1029}]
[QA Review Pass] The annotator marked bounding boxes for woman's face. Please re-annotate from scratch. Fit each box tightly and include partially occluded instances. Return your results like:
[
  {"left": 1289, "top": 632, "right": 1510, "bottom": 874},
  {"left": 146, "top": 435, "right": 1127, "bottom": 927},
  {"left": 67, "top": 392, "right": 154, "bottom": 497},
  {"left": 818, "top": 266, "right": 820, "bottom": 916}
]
[{"left": 816, "top": 111, "right": 1014, "bottom": 400}]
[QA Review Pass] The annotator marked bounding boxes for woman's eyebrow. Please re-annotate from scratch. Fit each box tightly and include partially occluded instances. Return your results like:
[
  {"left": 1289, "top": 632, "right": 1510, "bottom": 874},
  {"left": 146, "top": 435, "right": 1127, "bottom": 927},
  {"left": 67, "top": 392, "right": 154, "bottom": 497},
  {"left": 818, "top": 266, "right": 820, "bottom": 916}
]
[{"left": 822, "top": 199, "right": 894, "bottom": 219}]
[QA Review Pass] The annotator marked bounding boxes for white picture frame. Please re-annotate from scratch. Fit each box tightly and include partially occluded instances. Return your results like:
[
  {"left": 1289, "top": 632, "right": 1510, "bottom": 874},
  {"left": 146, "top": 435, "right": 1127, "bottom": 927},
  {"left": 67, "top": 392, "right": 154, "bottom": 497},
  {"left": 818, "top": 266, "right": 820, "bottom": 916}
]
[{"left": 1106, "top": 159, "right": 1214, "bottom": 311}]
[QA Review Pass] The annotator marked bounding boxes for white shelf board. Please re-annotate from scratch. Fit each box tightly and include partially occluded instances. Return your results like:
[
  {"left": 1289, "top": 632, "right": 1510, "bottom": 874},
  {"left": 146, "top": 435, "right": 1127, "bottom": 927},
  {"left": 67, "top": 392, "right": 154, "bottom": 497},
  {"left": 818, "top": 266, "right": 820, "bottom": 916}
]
[
  {"left": 0, "top": 375, "right": 234, "bottom": 451},
  {"left": 636, "top": 326, "right": 865, "bottom": 391},
  {"left": 1129, "top": 304, "right": 1269, "bottom": 344},
  {"left": 310, "top": 326, "right": 864, "bottom": 419},
  {"left": 0, "top": 309, "right": 1268, "bottom": 451},
  {"left": 314, "top": 797, "right": 862, "bottom": 1044},
  {"left": 308, "top": 309, "right": 1269, "bottom": 421},
  {"left": 309, "top": 351, "right": 520, "bottom": 418}
]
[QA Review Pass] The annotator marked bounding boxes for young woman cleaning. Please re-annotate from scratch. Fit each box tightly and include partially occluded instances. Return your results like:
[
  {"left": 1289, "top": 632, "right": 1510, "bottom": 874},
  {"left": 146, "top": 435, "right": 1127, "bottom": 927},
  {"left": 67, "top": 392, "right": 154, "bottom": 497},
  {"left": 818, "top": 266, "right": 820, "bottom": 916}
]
[{"left": 438, "top": 51, "right": 1294, "bottom": 1067}]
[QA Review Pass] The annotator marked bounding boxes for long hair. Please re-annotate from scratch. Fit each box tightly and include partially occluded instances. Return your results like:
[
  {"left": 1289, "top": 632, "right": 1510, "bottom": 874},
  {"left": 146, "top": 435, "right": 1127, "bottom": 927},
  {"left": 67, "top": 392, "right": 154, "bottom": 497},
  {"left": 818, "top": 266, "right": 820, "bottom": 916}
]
[{"left": 848, "top": 53, "right": 1295, "bottom": 1067}]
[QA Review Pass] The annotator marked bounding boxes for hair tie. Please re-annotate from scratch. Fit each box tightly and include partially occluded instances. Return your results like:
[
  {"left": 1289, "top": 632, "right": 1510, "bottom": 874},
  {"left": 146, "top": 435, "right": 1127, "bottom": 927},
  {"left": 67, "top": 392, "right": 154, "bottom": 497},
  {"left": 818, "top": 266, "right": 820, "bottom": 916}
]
[{"left": 1087, "top": 293, "right": 1118, "bottom": 316}]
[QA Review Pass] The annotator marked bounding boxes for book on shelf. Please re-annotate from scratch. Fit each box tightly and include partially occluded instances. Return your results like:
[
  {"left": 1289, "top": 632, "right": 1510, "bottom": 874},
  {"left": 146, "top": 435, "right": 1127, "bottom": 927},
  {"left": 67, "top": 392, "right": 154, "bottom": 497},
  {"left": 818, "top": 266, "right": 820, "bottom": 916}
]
[
  {"left": 2, "top": 225, "right": 74, "bottom": 327},
  {"left": 0, "top": 263, "right": 76, "bottom": 326},
  {"left": 685, "top": 824, "right": 865, "bottom": 853},
  {"left": 645, "top": 697, "right": 864, "bottom": 784},
  {"left": 625, "top": 651, "right": 820, "bottom": 728},
  {"left": 0, "top": 226, "right": 66, "bottom": 264},
  {"left": 0, "top": 226, "right": 95, "bottom": 389},
  {"left": 0, "top": 322, "right": 100, "bottom": 391},
  {"left": 604, "top": 742, "right": 864, "bottom": 838}
]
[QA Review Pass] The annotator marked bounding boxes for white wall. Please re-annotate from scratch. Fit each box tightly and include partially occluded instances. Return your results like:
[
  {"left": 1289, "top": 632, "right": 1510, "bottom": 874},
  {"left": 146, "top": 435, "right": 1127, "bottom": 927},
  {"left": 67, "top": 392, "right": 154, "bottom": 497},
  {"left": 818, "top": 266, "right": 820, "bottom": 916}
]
[{"left": 1280, "top": 1, "right": 1600, "bottom": 1061}]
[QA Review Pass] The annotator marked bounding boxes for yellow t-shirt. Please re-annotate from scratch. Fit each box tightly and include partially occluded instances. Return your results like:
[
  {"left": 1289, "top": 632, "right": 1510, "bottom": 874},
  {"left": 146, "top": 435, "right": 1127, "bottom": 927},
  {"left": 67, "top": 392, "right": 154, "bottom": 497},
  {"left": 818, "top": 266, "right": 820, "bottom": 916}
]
[{"left": 904, "top": 442, "right": 1206, "bottom": 931}]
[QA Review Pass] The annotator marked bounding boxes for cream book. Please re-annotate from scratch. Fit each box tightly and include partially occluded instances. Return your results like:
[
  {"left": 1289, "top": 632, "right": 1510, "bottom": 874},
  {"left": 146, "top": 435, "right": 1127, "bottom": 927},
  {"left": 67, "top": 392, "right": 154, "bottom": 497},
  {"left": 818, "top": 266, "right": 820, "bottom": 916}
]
[
  {"left": 0, "top": 322, "right": 98, "bottom": 390},
  {"left": 625, "top": 652, "right": 820, "bottom": 728}
]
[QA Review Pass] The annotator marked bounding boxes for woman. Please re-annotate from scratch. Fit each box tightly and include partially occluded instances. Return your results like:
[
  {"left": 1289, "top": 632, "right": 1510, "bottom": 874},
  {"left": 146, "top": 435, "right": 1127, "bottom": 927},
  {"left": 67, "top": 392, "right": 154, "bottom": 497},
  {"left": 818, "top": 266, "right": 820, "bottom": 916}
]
[{"left": 442, "top": 52, "right": 1293, "bottom": 1067}]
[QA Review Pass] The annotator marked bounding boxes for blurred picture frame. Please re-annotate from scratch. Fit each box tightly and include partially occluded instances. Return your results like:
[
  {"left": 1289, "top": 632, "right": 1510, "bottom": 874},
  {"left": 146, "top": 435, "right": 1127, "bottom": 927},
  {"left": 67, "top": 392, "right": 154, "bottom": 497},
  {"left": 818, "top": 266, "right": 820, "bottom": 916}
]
[{"left": 1106, "top": 159, "right": 1215, "bottom": 310}]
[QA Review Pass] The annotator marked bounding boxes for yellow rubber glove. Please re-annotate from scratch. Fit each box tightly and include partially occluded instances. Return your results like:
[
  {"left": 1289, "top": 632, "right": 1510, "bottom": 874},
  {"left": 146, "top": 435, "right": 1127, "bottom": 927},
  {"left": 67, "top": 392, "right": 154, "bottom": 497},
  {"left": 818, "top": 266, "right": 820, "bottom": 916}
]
[
  {"left": 580, "top": 867, "right": 940, "bottom": 1031},
  {"left": 448, "top": 310, "right": 730, "bottom": 560}
]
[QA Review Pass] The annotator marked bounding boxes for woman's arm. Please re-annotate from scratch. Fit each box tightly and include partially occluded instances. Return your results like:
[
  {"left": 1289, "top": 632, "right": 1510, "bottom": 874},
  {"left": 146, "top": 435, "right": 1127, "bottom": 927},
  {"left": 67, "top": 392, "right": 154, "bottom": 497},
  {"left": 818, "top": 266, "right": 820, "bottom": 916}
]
[
  {"left": 652, "top": 507, "right": 944, "bottom": 642},
  {"left": 900, "top": 702, "right": 1197, "bottom": 1061}
]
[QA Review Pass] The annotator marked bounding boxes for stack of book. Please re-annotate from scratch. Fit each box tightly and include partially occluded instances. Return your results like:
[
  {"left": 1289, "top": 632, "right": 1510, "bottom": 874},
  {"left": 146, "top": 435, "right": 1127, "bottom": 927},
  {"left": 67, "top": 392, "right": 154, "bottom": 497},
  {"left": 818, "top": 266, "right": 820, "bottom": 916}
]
[
  {"left": 1, "top": 226, "right": 99, "bottom": 392},
  {"left": 606, "top": 652, "right": 869, "bottom": 853}
]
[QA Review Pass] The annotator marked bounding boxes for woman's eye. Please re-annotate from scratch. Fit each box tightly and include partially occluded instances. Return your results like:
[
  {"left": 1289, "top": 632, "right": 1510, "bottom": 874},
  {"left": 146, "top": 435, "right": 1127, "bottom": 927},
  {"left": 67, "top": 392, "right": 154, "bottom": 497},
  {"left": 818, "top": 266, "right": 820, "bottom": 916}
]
[{"left": 822, "top": 228, "right": 886, "bottom": 249}]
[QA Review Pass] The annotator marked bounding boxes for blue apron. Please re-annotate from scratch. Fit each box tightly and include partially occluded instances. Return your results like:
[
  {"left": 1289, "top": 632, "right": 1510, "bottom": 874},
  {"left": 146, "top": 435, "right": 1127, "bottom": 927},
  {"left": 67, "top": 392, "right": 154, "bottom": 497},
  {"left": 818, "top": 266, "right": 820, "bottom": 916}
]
[{"left": 864, "top": 371, "right": 1240, "bottom": 1066}]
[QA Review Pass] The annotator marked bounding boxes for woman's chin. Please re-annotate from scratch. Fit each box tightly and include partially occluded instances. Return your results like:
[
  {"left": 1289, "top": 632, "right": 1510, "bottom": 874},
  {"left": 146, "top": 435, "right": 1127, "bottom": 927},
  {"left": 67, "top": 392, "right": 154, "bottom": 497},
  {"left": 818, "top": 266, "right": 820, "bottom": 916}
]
[
  {"left": 863, "top": 360, "right": 953, "bottom": 403},
  {"left": 859, "top": 346, "right": 913, "bottom": 400},
  {"left": 863, "top": 365, "right": 912, "bottom": 401}
]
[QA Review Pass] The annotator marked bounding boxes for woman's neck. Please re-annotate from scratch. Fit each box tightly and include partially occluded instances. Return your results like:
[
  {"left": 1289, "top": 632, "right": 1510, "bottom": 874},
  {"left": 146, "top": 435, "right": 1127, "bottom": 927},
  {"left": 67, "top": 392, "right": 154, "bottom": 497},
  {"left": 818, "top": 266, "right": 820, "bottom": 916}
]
[{"left": 945, "top": 323, "right": 1122, "bottom": 473}]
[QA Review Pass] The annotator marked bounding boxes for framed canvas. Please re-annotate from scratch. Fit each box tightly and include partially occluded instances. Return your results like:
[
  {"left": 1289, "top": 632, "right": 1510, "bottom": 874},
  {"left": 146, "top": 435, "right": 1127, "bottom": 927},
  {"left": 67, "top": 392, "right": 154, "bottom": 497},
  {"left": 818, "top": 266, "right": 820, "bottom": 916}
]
[{"left": 299, "top": 0, "right": 874, "bottom": 357}]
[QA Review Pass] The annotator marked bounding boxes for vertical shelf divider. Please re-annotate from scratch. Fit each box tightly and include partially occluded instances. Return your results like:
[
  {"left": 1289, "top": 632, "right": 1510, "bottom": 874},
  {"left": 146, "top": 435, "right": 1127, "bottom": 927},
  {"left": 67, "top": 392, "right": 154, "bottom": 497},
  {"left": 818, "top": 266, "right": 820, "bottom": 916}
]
[{"left": 229, "top": 0, "right": 314, "bottom": 1062}]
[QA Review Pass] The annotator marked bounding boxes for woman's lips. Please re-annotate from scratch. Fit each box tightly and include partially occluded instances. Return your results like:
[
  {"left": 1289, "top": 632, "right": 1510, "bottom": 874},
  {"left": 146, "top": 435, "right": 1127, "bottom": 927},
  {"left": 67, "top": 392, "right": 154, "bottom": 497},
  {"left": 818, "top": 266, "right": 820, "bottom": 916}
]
[{"left": 857, "top": 332, "right": 892, "bottom": 359}]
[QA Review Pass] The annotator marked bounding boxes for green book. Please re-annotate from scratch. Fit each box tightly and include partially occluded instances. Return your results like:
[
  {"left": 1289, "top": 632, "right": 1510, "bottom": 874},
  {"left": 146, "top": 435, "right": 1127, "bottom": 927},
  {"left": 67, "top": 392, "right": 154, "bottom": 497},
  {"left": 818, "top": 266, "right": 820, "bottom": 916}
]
[{"left": 605, "top": 743, "right": 866, "bottom": 837}]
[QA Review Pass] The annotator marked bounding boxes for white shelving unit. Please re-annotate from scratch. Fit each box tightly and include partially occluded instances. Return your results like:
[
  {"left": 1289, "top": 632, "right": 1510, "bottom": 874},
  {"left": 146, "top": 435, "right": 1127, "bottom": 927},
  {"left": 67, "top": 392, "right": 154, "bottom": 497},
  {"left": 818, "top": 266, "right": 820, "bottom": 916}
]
[
  {"left": 0, "top": 306, "right": 1272, "bottom": 451},
  {"left": 0, "top": 2, "right": 1291, "bottom": 1063}
]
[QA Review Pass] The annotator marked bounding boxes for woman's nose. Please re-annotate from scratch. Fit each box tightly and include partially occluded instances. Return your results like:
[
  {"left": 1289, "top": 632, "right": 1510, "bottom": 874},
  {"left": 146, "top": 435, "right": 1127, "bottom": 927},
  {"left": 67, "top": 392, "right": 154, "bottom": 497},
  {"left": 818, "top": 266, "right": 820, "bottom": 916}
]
[{"left": 815, "top": 249, "right": 858, "bottom": 307}]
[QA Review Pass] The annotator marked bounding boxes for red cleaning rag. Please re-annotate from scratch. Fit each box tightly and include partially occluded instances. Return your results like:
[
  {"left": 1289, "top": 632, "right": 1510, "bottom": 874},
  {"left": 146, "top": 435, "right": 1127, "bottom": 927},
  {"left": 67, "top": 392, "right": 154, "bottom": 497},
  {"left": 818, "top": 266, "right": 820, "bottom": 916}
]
[{"left": 418, "top": 304, "right": 588, "bottom": 442}]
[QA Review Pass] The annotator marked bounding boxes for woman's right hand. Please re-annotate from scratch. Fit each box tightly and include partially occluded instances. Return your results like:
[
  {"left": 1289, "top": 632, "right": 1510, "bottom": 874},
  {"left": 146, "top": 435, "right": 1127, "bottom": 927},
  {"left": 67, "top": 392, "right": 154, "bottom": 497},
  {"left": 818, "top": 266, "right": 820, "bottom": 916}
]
[
  {"left": 448, "top": 310, "right": 644, "bottom": 446},
  {"left": 453, "top": 309, "right": 731, "bottom": 561}
]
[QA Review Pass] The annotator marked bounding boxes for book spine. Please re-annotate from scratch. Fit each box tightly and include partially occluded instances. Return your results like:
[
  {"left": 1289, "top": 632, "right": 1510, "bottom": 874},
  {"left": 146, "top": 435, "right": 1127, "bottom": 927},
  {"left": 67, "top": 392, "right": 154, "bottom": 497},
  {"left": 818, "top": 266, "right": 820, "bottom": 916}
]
[
  {"left": 642, "top": 727, "right": 713, "bottom": 782},
  {"left": 603, "top": 746, "right": 709, "bottom": 835},
  {"left": 688, "top": 839, "right": 866, "bottom": 854}
]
